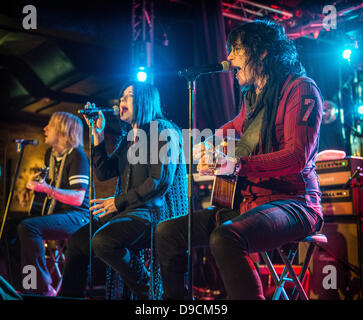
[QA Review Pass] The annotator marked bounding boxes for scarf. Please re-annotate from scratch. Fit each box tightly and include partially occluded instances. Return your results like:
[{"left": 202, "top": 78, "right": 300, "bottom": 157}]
[
  {"left": 243, "top": 75, "right": 285, "bottom": 155},
  {"left": 45, "top": 148, "right": 73, "bottom": 215}
]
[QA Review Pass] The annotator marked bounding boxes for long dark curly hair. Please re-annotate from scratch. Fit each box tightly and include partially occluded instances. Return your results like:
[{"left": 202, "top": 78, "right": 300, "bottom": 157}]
[{"left": 227, "top": 19, "right": 306, "bottom": 82}]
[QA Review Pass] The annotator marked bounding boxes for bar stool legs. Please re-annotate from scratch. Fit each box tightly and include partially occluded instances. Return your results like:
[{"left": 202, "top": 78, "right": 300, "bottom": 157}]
[
  {"left": 260, "top": 248, "right": 299, "bottom": 300},
  {"left": 44, "top": 240, "right": 66, "bottom": 294},
  {"left": 259, "top": 234, "right": 327, "bottom": 300},
  {"left": 277, "top": 247, "right": 309, "bottom": 300}
]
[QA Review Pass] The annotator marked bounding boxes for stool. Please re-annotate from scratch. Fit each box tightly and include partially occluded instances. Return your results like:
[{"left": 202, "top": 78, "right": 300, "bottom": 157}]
[
  {"left": 44, "top": 240, "right": 67, "bottom": 293},
  {"left": 260, "top": 233, "right": 327, "bottom": 300}
]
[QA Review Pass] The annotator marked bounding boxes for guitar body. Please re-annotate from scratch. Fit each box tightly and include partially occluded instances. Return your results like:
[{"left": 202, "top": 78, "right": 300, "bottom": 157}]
[
  {"left": 28, "top": 193, "right": 50, "bottom": 216},
  {"left": 28, "top": 167, "right": 50, "bottom": 216},
  {"left": 211, "top": 175, "right": 244, "bottom": 210}
]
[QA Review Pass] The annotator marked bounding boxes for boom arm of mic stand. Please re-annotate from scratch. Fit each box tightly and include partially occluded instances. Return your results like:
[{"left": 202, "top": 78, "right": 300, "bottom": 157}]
[{"left": 343, "top": 166, "right": 362, "bottom": 189}]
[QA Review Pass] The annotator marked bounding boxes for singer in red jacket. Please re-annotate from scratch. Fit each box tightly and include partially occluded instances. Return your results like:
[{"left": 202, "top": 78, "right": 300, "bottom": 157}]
[{"left": 155, "top": 20, "right": 323, "bottom": 300}]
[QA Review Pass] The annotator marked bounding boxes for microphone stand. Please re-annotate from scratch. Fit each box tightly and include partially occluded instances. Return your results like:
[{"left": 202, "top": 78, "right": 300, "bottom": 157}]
[
  {"left": 0, "top": 142, "right": 26, "bottom": 241},
  {"left": 84, "top": 114, "right": 98, "bottom": 299},
  {"left": 180, "top": 73, "right": 199, "bottom": 300},
  {"left": 0, "top": 142, "right": 29, "bottom": 285}
]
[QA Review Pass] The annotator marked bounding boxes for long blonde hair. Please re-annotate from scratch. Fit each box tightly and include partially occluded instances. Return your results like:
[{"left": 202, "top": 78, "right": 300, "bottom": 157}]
[{"left": 50, "top": 112, "right": 84, "bottom": 149}]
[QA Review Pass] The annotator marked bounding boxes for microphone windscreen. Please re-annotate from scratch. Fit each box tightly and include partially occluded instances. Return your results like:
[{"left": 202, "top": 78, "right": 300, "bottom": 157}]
[
  {"left": 221, "top": 60, "right": 231, "bottom": 72},
  {"left": 112, "top": 105, "right": 120, "bottom": 116}
]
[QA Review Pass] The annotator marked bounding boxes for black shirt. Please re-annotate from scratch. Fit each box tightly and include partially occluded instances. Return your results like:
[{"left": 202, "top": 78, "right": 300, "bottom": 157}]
[
  {"left": 92, "top": 120, "right": 180, "bottom": 222},
  {"left": 44, "top": 147, "right": 90, "bottom": 214}
]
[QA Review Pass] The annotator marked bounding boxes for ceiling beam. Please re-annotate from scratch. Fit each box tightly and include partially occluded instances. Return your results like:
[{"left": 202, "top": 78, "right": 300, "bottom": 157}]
[{"left": 0, "top": 54, "right": 110, "bottom": 112}]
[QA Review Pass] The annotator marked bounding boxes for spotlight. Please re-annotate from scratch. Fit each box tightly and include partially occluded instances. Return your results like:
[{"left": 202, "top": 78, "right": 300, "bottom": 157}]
[
  {"left": 358, "top": 105, "right": 363, "bottom": 115},
  {"left": 136, "top": 67, "right": 147, "bottom": 82},
  {"left": 342, "top": 49, "right": 352, "bottom": 60}
]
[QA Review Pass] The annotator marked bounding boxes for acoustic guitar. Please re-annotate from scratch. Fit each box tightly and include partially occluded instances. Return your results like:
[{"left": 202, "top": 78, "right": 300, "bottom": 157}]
[
  {"left": 28, "top": 167, "right": 50, "bottom": 216},
  {"left": 206, "top": 139, "right": 245, "bottom": 210},
  {"left": 211, "top": 175, "right": 243, "bottom": 210}
]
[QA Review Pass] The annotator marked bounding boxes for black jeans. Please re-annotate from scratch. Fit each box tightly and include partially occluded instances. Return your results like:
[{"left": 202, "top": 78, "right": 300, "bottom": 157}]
[
  {"left": 155, "top": 200, "right": 323, "bottom": 300},
  {"left": 58, "top": 211, "right": 151, "bottom": 299},
  {"left": 17, "top": 211, "right": 88, "bottom": 294}
]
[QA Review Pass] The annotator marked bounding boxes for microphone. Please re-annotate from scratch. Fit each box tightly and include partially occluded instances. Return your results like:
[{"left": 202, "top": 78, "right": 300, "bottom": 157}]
[
  {"left": 77, "top": 106, "right": 119, "bottom": 116},
  {"left": 13, "top": 139, "right": 39, "bottom": 146},
  {"left": 13, "top": 139, "right": 39, "bottom": 152},
  {"left": 178, "top": 60, "right": 231, "bottom": 79}
]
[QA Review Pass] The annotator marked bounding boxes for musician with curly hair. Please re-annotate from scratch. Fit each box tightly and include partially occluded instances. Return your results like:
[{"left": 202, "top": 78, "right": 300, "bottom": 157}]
[{"left": 155, "top": 20, "right": 324, "bottom": 300}]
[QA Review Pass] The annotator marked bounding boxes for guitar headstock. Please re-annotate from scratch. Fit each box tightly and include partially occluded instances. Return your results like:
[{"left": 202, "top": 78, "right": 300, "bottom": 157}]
[{"left": 35, "top": 167, "right": 49, "bottom": 183}]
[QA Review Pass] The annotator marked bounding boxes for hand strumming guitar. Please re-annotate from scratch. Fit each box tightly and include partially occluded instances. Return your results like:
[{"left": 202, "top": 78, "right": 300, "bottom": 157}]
[
  {"left": 25, "top": 169, "right": 52, "bottom": 195},
  {"left": 196, "top": 142, "right": 236, "bottom": 176}
]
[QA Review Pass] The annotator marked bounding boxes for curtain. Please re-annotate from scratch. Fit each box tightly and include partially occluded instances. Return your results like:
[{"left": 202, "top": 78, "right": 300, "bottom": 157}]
[{"left": 192, "top": 0, "right": 237, "bottom": 131}]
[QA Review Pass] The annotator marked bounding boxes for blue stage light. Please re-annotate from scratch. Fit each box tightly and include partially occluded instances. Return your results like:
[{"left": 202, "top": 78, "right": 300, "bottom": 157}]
[
  {"left": 136, "top": 67, "right": 147, "bottom": 82},
  {"left": 342, "top": 49, "right": 352, "bottom": 60}
]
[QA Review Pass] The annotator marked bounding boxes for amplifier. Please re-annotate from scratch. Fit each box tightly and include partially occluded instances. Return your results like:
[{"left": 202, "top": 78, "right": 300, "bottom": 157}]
[
  {"left": 316, "top": 156, "right": 363, "bottom": 187},
  {"left": 321, "top": 189, "right": 353, "bottom": 215}
]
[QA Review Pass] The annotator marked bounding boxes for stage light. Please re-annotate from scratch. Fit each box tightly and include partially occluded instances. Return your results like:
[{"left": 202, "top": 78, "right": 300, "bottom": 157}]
[
  {"left": 358, "top": 105, "right": 363, "bottom": 115},
  {"left": 342, "top": 49, "right": 352, "bottom": 60},
  {"left": 136, "top": 67, "right": 147, "bottom": 82}
]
